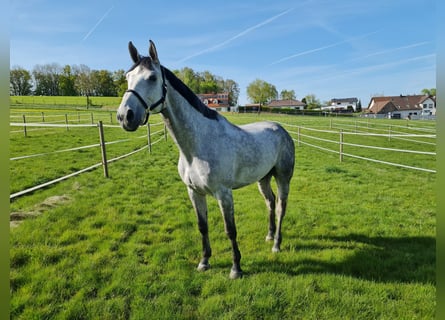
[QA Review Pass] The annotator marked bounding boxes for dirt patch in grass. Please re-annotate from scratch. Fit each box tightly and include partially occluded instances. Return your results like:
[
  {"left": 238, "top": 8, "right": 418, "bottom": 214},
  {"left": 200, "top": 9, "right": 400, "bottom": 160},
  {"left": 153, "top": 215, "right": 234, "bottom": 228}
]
[{"left": 10, "top": 195, "right": 71, "bottom": 228}]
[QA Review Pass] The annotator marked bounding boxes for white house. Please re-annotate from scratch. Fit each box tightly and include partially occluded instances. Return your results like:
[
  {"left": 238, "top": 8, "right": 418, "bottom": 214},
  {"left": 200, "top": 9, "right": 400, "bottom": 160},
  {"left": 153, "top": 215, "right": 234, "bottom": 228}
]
[
  {"left": 328, "top": 97, "right": 359, "bottom": 111},
  {"left": 367, "top": 95, "right": 436, "bottom": 119}
]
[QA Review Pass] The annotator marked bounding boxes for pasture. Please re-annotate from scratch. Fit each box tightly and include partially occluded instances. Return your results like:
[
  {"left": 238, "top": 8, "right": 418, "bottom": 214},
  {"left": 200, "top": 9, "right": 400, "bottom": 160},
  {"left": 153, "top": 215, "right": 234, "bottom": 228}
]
[{"left": 10, "top": 109, "right": 436, "bottom": 319}]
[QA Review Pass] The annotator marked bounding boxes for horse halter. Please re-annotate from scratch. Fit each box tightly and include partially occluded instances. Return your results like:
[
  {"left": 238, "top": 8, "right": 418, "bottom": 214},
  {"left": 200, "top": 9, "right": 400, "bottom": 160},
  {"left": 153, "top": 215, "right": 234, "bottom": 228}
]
[{"left": 125, "top": 66, "right": 167, "bottom": 125}]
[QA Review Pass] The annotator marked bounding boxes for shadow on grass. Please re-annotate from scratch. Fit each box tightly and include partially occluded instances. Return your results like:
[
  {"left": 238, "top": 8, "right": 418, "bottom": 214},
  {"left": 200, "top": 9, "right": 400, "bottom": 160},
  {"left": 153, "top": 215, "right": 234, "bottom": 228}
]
[{"left": 253, "top": 234, "right": 435, "bottom": 284}]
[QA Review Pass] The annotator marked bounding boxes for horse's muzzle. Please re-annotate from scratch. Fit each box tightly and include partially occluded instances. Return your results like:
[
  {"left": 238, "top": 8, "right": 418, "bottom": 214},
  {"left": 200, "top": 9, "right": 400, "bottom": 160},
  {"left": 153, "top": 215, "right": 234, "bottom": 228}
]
[{"left": 117, "top": 107, "right": 140, "bottom": 132}]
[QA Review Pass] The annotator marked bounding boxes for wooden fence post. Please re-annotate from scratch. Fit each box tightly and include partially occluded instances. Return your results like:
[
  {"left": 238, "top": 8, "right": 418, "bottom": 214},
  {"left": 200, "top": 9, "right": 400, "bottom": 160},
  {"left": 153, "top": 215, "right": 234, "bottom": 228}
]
[
  {"left": 22, "top": 115, "right": 27, "bottom": 137},
  {"left": 98, "top": 121, "right": 109, "bottom": 178},
  {"left": 91, "top": 113, "right": 94, "bottom": 124},
  {"left": 388, "top": 125, "right": 392, "bottom": 142},
  {"left": 65, "top": 114, "right": 69, "bottom": 131},
  {"left": 147, "top": 122, "right": 152, "bottom": 153},
  {"left": 41, "top": 112, "right": 45, "bottom": 122},
  {"left": 339, "top": 129, "right": 343, "bottom": 162}
]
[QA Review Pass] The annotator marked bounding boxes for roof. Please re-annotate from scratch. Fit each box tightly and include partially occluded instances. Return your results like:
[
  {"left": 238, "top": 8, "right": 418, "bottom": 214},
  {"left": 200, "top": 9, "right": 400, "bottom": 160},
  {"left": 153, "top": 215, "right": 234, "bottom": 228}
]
[
  {"left": 268, "top": 99, "right": 306, "bottom": 107},
  {"left": 367, "top": 95, "right": 432, "bottom": 114},
  {"left": 330, "top": 97, "right": 358, "bottom": 104}
]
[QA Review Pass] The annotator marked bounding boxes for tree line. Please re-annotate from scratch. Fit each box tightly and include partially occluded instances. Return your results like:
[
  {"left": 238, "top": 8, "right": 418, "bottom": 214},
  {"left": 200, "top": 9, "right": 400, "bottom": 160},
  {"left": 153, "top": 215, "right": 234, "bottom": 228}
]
[
  {"left": 246, "top": 78, "right": 325, "bottom": 109},
  {"left": 10, "top": 64, "right": 240, "bottom": 106}
]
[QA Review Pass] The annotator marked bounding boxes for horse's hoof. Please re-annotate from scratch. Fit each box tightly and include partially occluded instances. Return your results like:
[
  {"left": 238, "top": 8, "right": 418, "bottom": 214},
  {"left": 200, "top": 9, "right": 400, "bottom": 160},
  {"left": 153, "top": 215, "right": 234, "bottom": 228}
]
[
  {"left": 197, "top": 262, "right": 210, "bottom": 272},
  {"left": 265, "top": 235, "right": 274, "bottom": 241},
  {"left": 272, "top": 246, "right": 280, "bottom": 253},
  {"left": 229, "top": 269, "right": 243, "bottom": 279}
]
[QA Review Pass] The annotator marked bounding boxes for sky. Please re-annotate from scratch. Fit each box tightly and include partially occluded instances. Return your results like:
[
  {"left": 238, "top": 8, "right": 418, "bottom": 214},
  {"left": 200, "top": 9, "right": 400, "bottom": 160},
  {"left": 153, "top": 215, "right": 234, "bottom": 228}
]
[{"left": 10, "top": 0, "right": 436, "bottom": 106}]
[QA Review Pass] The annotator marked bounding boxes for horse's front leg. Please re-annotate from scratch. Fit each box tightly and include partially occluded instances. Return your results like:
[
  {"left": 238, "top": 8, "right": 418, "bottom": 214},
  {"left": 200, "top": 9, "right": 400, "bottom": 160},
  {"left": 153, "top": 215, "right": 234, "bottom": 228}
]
[
  {"left": 187, "top": 187, "right": 212, "bottom": 272},
  {"left": 216, "top": 188, "right": 243, "bottom": 279}
]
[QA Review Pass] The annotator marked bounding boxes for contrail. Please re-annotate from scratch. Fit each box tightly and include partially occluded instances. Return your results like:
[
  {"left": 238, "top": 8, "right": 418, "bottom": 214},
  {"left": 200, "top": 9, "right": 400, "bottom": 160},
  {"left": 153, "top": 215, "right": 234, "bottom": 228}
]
[
  {"left": 350, "top": 41, "right": 430, "bottom": 61},
  {"left": 82, "top": 5, "right": 115, "bottom": 42},
  {"left": 178, "top": 7, "right": 295, "bottom": 63},
  {"left": 270, "top": 30, "right": 381, "bottom": 65}
]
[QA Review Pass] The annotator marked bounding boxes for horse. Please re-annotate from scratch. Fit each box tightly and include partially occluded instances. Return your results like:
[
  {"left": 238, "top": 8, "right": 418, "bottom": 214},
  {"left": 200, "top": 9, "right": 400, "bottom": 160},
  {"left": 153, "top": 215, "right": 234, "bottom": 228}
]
[{"left": 116, "top": 40, "right": 295, "bottom": 279}]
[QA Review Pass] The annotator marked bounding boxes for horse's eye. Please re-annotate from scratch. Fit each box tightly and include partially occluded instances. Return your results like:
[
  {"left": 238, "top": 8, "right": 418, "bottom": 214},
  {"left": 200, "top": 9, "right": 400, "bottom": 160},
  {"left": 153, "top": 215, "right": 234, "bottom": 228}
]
[{"left": 148, "top": 74, "right": 157, "bottom": 81}]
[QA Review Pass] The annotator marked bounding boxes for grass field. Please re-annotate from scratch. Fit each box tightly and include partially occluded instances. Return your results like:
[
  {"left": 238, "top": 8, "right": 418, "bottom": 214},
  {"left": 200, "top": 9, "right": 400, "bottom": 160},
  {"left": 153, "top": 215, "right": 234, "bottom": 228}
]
[
  {"left": 10, "top": 109, "right": 436, "bottom": 319},
  {"left": 11, "top": 96, "right": 122, "bottom": 110}
]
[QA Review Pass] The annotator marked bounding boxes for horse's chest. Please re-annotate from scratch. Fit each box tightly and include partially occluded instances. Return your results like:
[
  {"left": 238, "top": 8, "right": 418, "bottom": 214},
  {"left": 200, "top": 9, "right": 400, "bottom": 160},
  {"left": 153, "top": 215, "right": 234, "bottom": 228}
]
[{"left": 178, "top": 156, "right": 218, "bottom": 192}]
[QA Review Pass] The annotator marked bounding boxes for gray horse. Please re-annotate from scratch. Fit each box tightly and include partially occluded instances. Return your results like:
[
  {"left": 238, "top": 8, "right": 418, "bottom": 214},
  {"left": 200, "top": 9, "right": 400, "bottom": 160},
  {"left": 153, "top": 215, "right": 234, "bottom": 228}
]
[{"left": 117, "top": 40, "right": 295, "bottom": 279}]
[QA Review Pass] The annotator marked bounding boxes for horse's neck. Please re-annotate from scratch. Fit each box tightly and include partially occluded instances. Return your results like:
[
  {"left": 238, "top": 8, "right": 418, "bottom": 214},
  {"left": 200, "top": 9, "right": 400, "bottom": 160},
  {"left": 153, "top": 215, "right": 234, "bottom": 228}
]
[{"left": 161, "top": 86, "right": 219, "bottom": 156}]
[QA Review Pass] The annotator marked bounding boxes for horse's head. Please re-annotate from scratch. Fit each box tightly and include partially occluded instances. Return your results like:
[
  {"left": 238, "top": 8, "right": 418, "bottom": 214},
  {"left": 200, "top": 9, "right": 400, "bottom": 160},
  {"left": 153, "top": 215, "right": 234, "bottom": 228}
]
[{"left": 117, "top": 40, "right": 167, "bottom": 131}]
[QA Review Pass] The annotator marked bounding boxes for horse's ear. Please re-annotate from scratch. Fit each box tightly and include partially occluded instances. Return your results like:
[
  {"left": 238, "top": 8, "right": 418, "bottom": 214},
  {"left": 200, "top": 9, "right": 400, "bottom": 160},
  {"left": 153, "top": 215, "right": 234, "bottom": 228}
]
[
  {"left": 128, "top": 41, "right": 139, "bottom": 64},
  {"left": 149, "top": 40, "right": 159, "bottom": 64}
]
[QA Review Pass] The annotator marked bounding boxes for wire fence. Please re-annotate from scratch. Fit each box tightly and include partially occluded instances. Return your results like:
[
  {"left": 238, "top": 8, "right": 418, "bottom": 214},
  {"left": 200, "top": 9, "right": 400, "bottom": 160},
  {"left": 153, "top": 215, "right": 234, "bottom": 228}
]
[
  {"left": 9, "top": 120, "right": 166, "bottom": 199},
  {"left": 9, "top": 115, "right": 436, "bottom": 200},
  {"left": 280, "top": 121, "right": 436, "bottom": 173}
]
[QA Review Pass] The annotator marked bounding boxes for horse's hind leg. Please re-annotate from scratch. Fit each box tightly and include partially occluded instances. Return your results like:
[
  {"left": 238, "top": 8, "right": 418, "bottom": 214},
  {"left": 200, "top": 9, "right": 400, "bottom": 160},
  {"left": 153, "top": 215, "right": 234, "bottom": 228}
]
[
  {"left": 187, "top": 187, "right": 212, "bottom": 272},
  {"left": 258, "top": 174, "right": 276, "bottom": 242},
  {"left": 272, "top": 175, "right": 291, "bottom": 252}
]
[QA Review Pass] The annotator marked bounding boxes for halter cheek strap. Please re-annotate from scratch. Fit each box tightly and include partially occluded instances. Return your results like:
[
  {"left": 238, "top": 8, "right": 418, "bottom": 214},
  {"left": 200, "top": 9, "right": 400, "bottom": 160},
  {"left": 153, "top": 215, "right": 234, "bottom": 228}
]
[{"left": 124, "top": 66, "right": 167, "bottom": 125}]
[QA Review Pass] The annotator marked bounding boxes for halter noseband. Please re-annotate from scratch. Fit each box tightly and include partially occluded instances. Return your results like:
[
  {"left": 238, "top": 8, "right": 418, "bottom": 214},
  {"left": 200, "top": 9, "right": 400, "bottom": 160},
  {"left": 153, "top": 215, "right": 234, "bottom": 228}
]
[{"left": 125, "top": 66, "right": 167, "bottom": 125}]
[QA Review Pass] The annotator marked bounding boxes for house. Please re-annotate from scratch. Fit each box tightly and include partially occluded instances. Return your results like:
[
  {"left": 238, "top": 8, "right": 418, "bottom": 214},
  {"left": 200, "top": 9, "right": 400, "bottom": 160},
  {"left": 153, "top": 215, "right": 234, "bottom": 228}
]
[
  {"left": 267, "top": 99, "right": 306, "bottom": 110},
  {"left": 328, "top": 97, "right": 359, "bottom": 112},
  {"left": 197, "top": 93, "right": 230, "bottom": 111},
  {"left": 366, "top": 95, "right": 436, "bottom": 119}
]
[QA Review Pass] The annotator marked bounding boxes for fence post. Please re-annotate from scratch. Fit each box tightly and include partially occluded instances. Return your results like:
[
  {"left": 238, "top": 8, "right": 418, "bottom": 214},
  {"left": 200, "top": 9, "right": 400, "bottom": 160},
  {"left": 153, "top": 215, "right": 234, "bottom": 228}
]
[
  {"left": 388, "top": 125, "right": 392, "bottom": 142},
  {"left": 98, "top": 121, "right": 109, "bottom": 178},
  {"left": 339, "top": 129, "right": 343, "bottom": 162},
  {"left": 91, "top": 113, "right": 94, "bottom": 124},
  {"left": 147, "top": 122, "right": 152, "bottom": 153},
  {"left": 22, "top": 114, "right": 27, "bottom": 137},
  {"left": 41, "top": 112, "right": 45, "bottom": 122},
  {"left": 330, "top": 119, "right": 332, "bottom": 129},
  {"left": 110, "top": 112, "right": 113, "bottom": 124},
  {"left": 65, "top": 114, "right": 69, "bottom": 131}
]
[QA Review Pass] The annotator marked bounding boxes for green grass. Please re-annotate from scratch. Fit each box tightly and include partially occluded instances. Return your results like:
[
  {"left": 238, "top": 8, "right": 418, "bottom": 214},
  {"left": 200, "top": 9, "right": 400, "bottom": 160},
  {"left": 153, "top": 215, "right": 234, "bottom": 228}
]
[
  {"left": 11, "top": 95, "right": 122, "bottom": 109},
  {"left": 10, "top": 111, "right": 435, "bottom": 319}
]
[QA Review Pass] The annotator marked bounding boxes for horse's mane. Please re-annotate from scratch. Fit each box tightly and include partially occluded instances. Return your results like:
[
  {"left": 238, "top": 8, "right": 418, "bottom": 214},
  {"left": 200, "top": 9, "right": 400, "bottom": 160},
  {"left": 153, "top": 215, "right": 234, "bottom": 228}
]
[{"left": 162, "top": 67, "right": 219, "bottom": 120}]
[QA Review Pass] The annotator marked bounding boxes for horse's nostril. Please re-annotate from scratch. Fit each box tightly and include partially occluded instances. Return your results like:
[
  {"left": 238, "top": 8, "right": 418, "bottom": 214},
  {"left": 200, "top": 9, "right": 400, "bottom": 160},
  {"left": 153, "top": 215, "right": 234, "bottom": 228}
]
[
  {"left": 126, "top": 109, "right": 134, "bottom": 122},
  {"left": 117, "top": 113, "right": 123, "bottom": 122}
]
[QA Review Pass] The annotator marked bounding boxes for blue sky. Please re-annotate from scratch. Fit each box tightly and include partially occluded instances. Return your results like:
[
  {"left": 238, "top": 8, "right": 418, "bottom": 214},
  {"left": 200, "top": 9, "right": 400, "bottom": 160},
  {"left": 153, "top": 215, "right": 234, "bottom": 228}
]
[{"left": 10, "top": 0, "right": 436, "bottom": 106}]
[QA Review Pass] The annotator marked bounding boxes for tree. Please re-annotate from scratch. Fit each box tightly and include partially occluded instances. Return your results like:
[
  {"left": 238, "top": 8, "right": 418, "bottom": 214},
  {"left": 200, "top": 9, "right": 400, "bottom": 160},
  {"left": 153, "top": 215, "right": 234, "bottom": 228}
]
[
  {"left": 356, "top": 99, "right": 362, "bottom": 112},
  {"left": 73, "top": 64, "right": 94, "bottom": 107},
  {"left": 173, "top": 67, "right": 239, "bottom": 105},
  {"left": 10, "top": 66, "right": 32, "bottom": 95},
  {"left": 91, "top": 70, "right": 117, "bottom": 96},
  {"left": 223, "top": 79, "right": 240, "bottom": 106},
  {"left": 302, "top": 94, "right": 320, "bottom": 109},
  {"left": 32, "top": 63, "right": 62, "bottom": 96},
  {"left": 199, "top": 71, "right": 218, "bottom": 93},
  {"left": 59, "top": 65, "right": 77, "bottom": 96},
  {"left": 246, "top": 79, "right": 277, "bottom": 105},
  {"left": 113, "top": 70, "right": 127, "bottom": 96},
  {"left": 174, "top": 67, "right": 200, "bottom": 93},
  {"left": 280, "top": 89, "right": 296, "bottom": 100},
  {"left": 421, "top": 88, "right": 436, "bottom": 96}
]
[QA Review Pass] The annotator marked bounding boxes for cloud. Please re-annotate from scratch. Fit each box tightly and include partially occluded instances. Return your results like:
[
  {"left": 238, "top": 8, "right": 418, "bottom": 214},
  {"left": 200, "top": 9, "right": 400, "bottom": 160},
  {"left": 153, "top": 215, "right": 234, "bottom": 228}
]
[
  {"left": 177, "top": 7, "right": 295, "bottom": 63},
  {"left": 82, "top": 5, "right": 115, "bottom": 42},
  {"left": 270, "top": 30, "right": 381, "bottom": 65}
]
